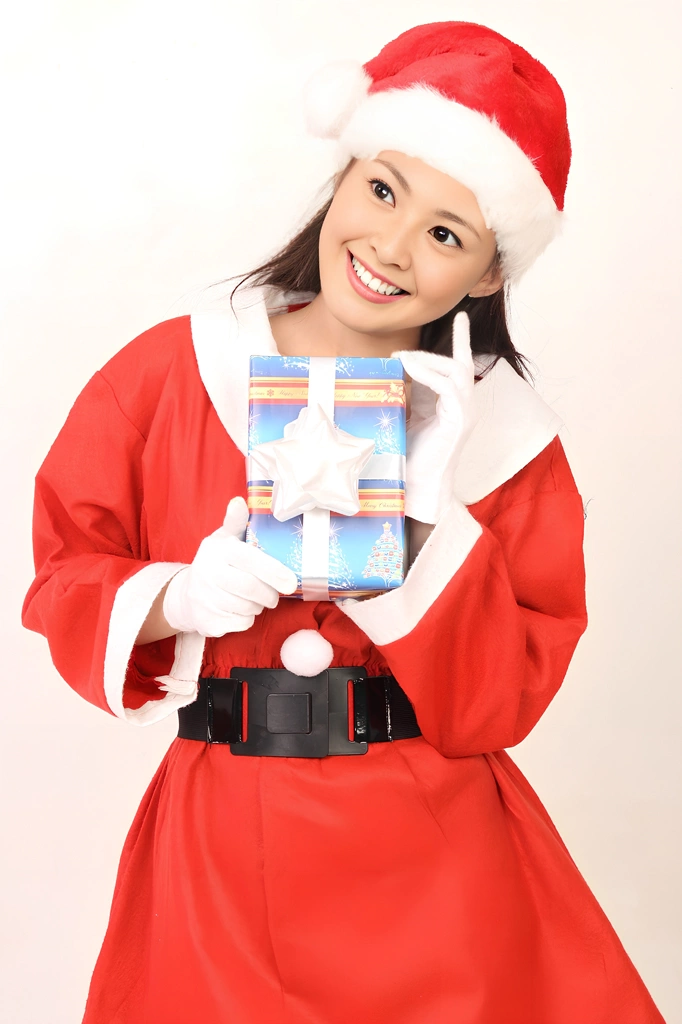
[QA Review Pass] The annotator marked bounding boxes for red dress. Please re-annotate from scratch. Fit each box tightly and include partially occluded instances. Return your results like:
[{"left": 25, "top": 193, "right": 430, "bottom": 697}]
[{"left": 22, "top": 288, "right": 665, "bottom": 1023}]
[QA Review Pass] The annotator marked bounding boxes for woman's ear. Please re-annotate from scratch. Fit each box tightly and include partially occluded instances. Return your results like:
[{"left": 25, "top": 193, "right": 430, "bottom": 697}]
[{"left": 467, "top": 263, "right": 505, "bottom": 298}]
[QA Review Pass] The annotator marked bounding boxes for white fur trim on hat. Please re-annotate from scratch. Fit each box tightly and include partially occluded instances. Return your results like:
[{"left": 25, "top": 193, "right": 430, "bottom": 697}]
[
  {"left": 305, "top": 75, "right": 561, "bottom": 282},
  {"left": 280, "top": 629, "right": 334, "bottom": 677}
]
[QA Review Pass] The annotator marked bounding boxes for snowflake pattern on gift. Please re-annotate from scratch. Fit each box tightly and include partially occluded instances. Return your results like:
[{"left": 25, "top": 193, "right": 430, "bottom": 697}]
[
  {"left": 362, "top": 522, "right": 404, "bottom": 588},
  {"left": 334, "top": 356, "right": 402, "bottom": 379},
  {"left": 280, "top": 356, "right": 311, "bottom": 373},
  {"left": 334, "top": 357, "right": 354, "bottom": 378}
]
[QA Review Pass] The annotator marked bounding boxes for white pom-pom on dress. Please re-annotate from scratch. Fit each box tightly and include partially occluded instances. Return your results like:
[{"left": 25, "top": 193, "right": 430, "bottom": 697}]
[{"left": 280, "top": 629, "right": 334, "bottom": 677}]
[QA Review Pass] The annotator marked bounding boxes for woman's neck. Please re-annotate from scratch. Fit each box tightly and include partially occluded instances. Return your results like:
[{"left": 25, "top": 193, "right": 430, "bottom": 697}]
[{"left": 268, "top": 293, "right": 420, "bottom": 358}]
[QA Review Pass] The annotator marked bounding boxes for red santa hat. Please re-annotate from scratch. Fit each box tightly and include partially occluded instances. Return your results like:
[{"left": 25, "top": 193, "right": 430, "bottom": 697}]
[{"left": 302, "top": 21, "right": 570, "bottom": 282}]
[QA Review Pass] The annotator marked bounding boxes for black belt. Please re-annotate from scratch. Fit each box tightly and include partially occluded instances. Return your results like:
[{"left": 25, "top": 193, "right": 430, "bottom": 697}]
[{"left": 177, "top": 668, "right": 421, "bottom": 757}]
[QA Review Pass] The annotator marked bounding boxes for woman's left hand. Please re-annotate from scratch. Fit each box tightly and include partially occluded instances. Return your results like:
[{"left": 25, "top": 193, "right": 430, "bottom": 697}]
[{"left": 392, "top": 311, "right": 476, "bottom": 524}]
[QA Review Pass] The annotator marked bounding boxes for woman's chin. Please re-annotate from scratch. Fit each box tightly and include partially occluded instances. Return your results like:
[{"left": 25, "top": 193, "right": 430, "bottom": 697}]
[{"left": 325, "top": 295, "right": 390, "bottom": 335}]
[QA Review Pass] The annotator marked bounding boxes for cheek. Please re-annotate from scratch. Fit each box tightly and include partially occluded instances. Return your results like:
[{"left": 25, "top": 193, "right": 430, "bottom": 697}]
[
  {"left": 319, "top": 211, "right": 341, "bottom": 264},
  {"left": 414, "top": 244, "right": 495, "bottom": 310},
  {"left": 415, "top": 260, "right": 468, "bottom": 309},
  {"left": 318, "top": 209, "right": 352, "bottom": 290},
  {"left": 322, "top": 196, "right": 367, "bottom": 250}
]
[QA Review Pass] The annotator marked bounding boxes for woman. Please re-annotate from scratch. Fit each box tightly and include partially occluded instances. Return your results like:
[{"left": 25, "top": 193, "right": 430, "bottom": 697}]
[{"left": 22, "top": 21, "right": 666, "bottom": 1024}]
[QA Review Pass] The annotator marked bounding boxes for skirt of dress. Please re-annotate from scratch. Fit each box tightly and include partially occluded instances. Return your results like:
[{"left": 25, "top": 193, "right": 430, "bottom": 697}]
[{"left": 81, "top": 736, "right": 665, "bottom": 1024}]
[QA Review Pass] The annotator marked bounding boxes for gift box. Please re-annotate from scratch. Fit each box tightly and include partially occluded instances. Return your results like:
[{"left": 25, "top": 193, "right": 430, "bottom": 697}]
[{"left": 246, "top": 355, "right": 407, "bottom": 600}]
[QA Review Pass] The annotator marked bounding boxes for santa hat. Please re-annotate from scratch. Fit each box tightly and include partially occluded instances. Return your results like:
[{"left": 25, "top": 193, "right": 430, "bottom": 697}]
[{"left": 302, "top": 22, "right": 570, "bottom": 282}]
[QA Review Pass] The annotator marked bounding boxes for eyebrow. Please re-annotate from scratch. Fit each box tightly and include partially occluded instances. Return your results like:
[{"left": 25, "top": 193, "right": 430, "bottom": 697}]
[{"left": 374, "top": 158, "right": 482, "bottom": 241}]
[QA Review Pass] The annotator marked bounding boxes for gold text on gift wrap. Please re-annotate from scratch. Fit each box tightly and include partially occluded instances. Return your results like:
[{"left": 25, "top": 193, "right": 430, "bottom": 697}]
[
  {"left": 247, "top": 484, "right": 405, "bottom": 517},
  {"left": 249, "top": 378, "right": 406, "bottom": 406}
]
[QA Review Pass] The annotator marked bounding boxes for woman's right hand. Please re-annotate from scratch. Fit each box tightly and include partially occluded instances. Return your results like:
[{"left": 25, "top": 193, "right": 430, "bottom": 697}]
[{"left": 163, "top": 496, "right": 298, "bottom": 637}]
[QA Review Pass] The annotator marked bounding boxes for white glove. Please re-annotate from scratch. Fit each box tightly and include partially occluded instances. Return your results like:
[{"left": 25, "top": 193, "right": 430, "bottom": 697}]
[
  {"left": 163, "top": 496, "right": 298, "bottom": 637},
  {"left": 392, "top": 311, "right": 475, "bottom": 524}
]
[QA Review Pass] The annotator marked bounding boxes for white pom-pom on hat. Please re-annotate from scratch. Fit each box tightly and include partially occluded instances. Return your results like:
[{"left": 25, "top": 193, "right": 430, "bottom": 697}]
[
  {"left": 302, "top": 60, "right": 371, "bottom": 139},
  {"left": 280, "top": 629, "right": 334, "bottom": 677}
]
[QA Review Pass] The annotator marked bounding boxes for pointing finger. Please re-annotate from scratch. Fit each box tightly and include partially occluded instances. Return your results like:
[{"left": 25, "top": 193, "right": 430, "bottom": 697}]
[{"left": 451, "top": 311, "right": 474, "bottom": 372}]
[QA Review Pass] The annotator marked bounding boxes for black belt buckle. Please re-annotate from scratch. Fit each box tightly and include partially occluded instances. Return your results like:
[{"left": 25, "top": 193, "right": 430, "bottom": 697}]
[{"left": 228, "top": 667, "right": 369, "bottom": 758}]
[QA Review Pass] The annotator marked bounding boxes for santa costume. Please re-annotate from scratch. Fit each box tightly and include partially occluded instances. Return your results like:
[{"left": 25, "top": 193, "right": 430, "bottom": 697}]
[{"left": 23, "top": 21, "right": 665, "bottom": 1024}]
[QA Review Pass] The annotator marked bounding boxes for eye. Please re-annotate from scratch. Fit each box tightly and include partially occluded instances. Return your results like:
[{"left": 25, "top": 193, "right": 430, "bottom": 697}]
[
  {"left": 430, "top": 226, "right": 463, "bottom": 249},
  {"left": 367, "top": 178, "right": 464, "bottom": 250},
  {"left": 367, "top": 177, "right": 395, "bottom": 205}
]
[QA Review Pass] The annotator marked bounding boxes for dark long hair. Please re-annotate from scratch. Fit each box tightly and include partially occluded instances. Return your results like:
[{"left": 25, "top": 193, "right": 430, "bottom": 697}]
[{"left": 221, "top": 159, "right": 531, "bottom": 381}]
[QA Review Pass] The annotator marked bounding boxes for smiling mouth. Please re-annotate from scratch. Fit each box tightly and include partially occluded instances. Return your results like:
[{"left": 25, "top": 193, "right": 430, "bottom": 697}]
[{"left": 349, "top": 252, "right": 408, "bottom": 295}]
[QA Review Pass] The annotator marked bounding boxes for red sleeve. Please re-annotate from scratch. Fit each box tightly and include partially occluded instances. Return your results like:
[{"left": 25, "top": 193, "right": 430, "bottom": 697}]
[
  {"left": 22, "top": 323, "right": 205, "bottom": 725},
  {"left": 341, "top": 436, "right": 587, "bottom": 756}
]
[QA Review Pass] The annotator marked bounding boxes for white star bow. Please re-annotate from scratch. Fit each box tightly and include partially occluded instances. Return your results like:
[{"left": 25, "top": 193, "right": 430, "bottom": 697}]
[{"left": 250, "top": 403, "right": 375, "bottom": 522}]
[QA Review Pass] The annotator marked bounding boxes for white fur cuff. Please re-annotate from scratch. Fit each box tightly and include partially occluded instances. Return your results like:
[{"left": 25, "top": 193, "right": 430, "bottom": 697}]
[
  {"left": 340, "top": 499, "right": 482, "bottom": 645},
  {"left": 104, "top": 562, "right": 206, "bottom": 726}
]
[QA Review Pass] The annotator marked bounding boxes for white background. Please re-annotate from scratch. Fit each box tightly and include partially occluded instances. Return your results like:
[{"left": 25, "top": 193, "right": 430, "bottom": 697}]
[{"left": 1, "top": 1, "right": 680, "bottom": 1021}]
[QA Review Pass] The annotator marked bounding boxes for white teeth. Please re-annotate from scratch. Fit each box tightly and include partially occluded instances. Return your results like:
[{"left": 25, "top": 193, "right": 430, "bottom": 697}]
[{"left": 351, "top": 255, "right": 404, "bottom": 296}]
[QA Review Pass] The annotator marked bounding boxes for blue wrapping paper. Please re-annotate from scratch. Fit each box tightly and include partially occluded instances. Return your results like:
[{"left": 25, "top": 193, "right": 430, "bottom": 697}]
[{"left": 246, "top": 355, "right": 407, "bottom": 600}]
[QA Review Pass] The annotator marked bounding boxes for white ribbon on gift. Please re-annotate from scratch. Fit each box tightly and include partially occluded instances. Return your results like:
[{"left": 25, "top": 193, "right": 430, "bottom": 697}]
[
  {"left": 249, "top": 358, "right": 406, "bottom": 601},
  {"left": 300, "top": 357, "right": 336, "bottom": 602}
]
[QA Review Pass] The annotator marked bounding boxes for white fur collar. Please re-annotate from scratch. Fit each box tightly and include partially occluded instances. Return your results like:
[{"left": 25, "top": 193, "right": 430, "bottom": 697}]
[{"left": 189, "top": 285, "right": 562, "bottom": 506}]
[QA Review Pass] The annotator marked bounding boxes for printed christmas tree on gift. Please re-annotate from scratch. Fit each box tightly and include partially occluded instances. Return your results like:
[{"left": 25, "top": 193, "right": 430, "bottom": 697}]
[
  {"left": 287, "top": 519, "right": 354, "bottom": 591},
  {"left": 245, "top": 521, "right": 263, "bottom": 549},
  {"left": 362, "top": 522, "right": 404, "bottom": 587},
  {"left": 288, "top": 520, "right": 303, "bottom": 585},
  {"left": 328, "top": 521, "right": 354, "bottom": 590},
  {"left": 247, "top": 408, "right": 261, "bottom": 449},
  {"left": 375, "top": 410, "right": 401, "bottom": 454}
]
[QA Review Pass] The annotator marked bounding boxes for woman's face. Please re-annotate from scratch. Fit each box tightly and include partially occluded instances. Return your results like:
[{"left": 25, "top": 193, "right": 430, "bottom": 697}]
[{"left": 318, "top": 150, "right": 502, "bottom": 336}]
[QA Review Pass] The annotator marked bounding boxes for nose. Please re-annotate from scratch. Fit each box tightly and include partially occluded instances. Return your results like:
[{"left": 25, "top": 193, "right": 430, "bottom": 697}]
[{"left": 368, "top": 224, "right": 412, "bottom": 272}]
